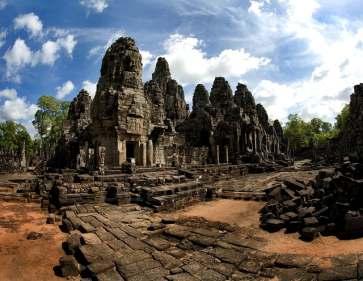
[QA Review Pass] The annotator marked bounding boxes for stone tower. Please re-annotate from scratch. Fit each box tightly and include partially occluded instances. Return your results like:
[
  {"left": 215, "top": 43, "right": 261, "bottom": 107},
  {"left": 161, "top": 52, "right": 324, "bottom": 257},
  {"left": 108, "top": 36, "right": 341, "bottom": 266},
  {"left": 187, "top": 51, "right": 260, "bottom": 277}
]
[
  {"left": 150, "top": 57, "right": 189, "bottom": 125},
  {"left": 90, "top": 37, "right": 151, "bottom": 167}
]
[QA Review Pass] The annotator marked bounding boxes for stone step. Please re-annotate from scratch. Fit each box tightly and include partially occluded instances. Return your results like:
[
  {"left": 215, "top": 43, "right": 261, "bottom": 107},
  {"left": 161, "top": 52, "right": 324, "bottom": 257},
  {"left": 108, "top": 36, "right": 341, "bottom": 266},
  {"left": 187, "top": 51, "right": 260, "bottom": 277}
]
[
  {"left": 0, "top": 192, "right": 41, "bottom": 203},
  {"left": 140, "top": 182, "right": 203, "bottom": 200},
  {"left": 135, "top": 167, "right": 176, "bottom": 173},
  {"left": 95, "top": 174, "right": 128, "bottom": 182},
  {"left": 0, "top": 186, "right": 16, "bottom": 193},
  {"left": 104, "top": 166, "right": 177, "bottom": 175},
  {"left": 58, "top": 193, "right": 98, "bottom": 206},
  {"left": 0, "top": 181, "right": 19, "bottom": 191},
  {"left": 150, "top": 188, "right": 209, "bottom": 211},
  {"left": 218, "top": 191, "right": 266, "bottom": 201},
  {"left": 129, "top": 175, "right": 187, "bottom": 187}
]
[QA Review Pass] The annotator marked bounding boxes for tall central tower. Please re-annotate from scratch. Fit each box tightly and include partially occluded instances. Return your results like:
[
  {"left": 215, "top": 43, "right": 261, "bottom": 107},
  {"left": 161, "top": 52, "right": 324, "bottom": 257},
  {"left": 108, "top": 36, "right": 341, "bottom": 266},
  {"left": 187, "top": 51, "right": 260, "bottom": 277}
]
[{"left": 90, "top": 37, "right": 151, "bottom": 166}]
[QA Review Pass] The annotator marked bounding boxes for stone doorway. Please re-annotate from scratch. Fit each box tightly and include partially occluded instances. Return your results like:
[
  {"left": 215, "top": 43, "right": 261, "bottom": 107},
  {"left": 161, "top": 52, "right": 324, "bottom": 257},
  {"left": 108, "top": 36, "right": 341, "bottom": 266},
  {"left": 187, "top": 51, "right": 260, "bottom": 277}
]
[{"left": 126, "top": 141, "right": 137, "bottom": 160}]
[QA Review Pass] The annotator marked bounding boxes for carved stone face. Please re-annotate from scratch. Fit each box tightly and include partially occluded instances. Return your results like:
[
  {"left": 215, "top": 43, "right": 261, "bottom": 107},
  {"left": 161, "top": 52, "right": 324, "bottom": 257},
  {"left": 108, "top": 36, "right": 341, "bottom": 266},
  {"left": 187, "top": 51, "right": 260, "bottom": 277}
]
[
  {"left": 123, "top": 54, "right": 139, "bottom": 72},
  {"left": 98, "top": 37, "right": 143, "bottom": 89}
]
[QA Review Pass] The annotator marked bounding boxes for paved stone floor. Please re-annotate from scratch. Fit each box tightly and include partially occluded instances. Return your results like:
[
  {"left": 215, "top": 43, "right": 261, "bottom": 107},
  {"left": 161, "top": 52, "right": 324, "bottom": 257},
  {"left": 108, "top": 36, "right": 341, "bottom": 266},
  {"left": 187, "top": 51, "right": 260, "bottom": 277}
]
[{"left": 61, "top": 201, "right": 363, "bottom": 281}]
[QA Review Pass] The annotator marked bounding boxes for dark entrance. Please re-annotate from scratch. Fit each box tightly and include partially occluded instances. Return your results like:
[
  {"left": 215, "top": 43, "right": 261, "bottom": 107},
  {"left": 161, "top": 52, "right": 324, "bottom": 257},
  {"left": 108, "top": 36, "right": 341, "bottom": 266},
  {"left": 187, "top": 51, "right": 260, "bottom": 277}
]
[{"left": 126, "top": 141, "right": 136, "bottom": 159}]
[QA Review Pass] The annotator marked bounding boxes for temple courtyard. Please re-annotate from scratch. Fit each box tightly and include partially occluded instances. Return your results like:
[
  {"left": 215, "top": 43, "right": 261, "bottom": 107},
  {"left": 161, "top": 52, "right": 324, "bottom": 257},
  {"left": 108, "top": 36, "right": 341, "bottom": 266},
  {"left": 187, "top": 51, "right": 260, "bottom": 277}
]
[{"left": 2, "top": 167, "right": 363, "bottom": 281}]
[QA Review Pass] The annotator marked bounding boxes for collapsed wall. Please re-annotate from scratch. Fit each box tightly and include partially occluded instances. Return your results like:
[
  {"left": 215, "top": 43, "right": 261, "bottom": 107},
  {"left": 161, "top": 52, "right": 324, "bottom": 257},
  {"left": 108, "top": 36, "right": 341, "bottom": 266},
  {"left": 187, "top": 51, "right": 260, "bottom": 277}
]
[{"left": 261, "top": 160, "right": 363, "bottom": 240}]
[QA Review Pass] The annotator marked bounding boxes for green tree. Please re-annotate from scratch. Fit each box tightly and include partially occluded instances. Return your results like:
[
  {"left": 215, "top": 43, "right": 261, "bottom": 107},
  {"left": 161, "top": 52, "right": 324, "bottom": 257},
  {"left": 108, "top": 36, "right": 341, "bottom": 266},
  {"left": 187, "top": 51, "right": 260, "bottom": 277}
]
[
  {"left": 0, "top": 121, "right": 33, "bottom": 155},
  {"left": 284, "top": 114, "right": 335, "bottom": 152},
  {"left": 310, "top": 118, "right": 324, "bottom": 134},
  {"left": 335, "top": 104, "right": 350, "bottom": 133},
  {"left": 284, "top": 114, "right": 311, "bottom": 151},
  {"left": 321, "top": 122, "right": 332, "bottom": 133},
  {"left": 32, "top": 96, "right": 70, "bottom": 159}
]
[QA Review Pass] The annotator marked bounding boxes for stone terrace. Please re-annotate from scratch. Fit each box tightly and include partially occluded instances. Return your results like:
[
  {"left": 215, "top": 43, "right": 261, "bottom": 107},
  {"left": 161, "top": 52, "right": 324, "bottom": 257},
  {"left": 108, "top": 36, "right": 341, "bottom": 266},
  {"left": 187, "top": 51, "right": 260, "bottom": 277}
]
[{"left": 41, "top": 164, "right": 274, "bottom": 212}]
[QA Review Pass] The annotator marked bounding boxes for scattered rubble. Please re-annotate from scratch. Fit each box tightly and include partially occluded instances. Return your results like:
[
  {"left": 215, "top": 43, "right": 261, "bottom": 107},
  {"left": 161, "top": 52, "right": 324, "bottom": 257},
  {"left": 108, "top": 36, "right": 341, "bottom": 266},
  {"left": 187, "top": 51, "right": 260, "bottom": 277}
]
[{"left": 261, "top": 159, "right": 363, "bottom": 240}]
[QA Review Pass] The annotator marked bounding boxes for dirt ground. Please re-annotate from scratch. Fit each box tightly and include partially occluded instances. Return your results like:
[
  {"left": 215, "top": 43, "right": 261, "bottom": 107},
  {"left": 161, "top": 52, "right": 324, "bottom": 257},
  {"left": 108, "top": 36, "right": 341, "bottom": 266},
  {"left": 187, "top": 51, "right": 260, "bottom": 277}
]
[
  {"left": 0, "top": 201, "right": 66, "bottom": 281},
  {"left": 175, "top": 199, "right": 363, "bottom": 258}
]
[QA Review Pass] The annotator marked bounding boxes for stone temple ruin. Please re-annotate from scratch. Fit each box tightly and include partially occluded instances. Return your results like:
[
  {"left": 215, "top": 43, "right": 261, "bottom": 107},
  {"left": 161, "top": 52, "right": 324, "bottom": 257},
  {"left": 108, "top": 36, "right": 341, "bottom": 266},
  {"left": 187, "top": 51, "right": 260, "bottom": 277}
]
[
  {"left": 54, "top": 37, "right": 290, "bottom": 172},
  {"left": 1, "top": 35, "right": 363, "bottom": 281},
  {"left": 8, "top": 36, "right": 363, "bottom": 281},
  {"left": 41, "top": 36, "right": 293, "bottom": 213}
]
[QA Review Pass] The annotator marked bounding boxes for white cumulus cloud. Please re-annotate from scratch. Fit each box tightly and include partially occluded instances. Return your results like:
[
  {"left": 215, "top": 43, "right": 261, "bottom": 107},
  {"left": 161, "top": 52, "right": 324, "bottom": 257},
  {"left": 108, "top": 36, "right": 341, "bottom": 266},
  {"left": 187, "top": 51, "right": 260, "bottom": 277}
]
[
  {"left": 0, "top": 89, "right": 38, "bottom": 123},
  {"left": 32, "top": 35, "right": 76, "bottom": 65},
  {"left": 157, "top": 33, "right": 270, "bottom": 86},
  {"left": 14, "top": 13, "right": 43, "bottom": 37},
  {"left": 248, "top": 0, "right": 267, "bottom": 16},
  {"left": 58, "top": 34, "right": 77, "bottom": 56},
  {"left": 0, "top": 88, "right": 18, "bottom": 100},
  {"left": 140, "top": 50, "right": 154, "bottom": 67},
  {"left": 3, "top": 35, "right": 77, "bottom": 82},
  {"left": 82, "top": 80, "right": 97, "bottom": 98},
  {"left": 241, "top": 0, "right": 363, "bottom": 123},
  {"left": 56, "top": 81, "right": 75, "bottom": 99},
  {"left": 80, "top": 0, "right": 109, "bottom": 13},
  {"left": 3, "top": 38, "right": 33, "bottom": 82}
]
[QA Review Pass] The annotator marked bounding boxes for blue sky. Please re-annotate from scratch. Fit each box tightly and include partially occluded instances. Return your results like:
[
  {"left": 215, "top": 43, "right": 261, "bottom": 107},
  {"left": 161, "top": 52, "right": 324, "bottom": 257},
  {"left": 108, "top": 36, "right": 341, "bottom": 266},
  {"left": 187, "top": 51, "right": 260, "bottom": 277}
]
[{"left": 1, "top": 0, "right": 363, "bottom": 135}]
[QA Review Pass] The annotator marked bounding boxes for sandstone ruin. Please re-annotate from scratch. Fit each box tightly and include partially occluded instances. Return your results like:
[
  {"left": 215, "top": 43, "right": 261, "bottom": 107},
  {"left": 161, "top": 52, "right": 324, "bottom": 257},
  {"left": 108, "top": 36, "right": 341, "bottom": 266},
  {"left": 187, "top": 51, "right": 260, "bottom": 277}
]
[
  {"left": 3, "top": 36, "right": 363, "bottom": 281},
  {"left": 55, "top": 37, "right": 290, "bottom": 172}
]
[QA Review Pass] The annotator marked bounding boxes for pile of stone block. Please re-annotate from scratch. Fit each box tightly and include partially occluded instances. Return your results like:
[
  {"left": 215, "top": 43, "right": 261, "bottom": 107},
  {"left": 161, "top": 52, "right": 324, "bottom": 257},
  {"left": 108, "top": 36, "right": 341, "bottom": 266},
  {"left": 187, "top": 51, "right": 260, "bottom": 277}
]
[{"left": 260, "top": 161, "right": 363, "bottom": 240}]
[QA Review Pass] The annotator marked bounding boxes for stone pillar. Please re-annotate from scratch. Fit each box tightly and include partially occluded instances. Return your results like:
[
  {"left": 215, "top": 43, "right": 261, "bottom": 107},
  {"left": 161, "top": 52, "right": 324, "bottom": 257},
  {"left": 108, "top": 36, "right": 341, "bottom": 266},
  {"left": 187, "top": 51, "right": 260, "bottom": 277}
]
[
  {"left": 20, "top": 142, "right": 26, "bottom": 169},
  {"left": 216, "top": 145, "right": 220, "bottom": 165},
  {"left": 225, "top": 146, "right": 229, "bottom": 164},
  {"left": 147, "top": 140, "right": 153, "bottom": 166},
  {"left": 142, "top": 143, "right": 147, "bottom": 167},
  {"left": 253, "top": 130, "right": 257, "bottom": 153},
  {"left": 236, "top": 134, "right": 240, "bottom": 154},
  {"left": 87, "top": 148, "right": 95, "bottom": 170},
  {"left": 258, "top": 132, "right": 262, "bottom": 153},
  {"left": 79, "top": 147, "right": 87, "bottom": 168},
  {"left": 98, "top": 146, "right": 106, "bottom": 175},
  {"left": 118, "top": 139, "right": 126, "bottom": 165},
  {"left": 276, "top": 140, "right": 280, "bottom": 154},
  {"left": 76, "top": 154, "right": 80, "bottom": 170}
]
